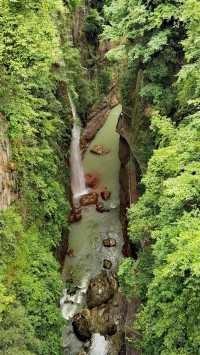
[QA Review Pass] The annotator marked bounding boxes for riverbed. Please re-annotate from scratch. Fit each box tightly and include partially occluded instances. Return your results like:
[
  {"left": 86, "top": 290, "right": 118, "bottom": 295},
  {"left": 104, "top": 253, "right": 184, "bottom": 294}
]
[{"left": 61, "top": 105, "right": 123, "bottom": 355}]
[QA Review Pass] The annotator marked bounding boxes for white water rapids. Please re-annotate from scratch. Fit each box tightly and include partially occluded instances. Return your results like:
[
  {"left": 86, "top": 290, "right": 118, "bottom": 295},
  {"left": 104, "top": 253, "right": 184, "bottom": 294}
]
[{"left": 89, "top": 334, "right": 109, "bottom": 355}]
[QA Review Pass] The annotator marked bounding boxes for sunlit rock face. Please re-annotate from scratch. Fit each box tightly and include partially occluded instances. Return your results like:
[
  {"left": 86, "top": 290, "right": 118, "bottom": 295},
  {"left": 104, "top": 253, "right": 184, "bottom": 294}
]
[{"left": 0, "top": 115, "right": 16, "bottom": 210}]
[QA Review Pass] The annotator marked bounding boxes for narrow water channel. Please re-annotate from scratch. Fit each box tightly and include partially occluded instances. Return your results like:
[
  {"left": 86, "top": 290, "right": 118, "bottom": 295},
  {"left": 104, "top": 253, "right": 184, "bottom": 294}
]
[{"left": 61, "top": 105, "right": 123, "bottom": 355}]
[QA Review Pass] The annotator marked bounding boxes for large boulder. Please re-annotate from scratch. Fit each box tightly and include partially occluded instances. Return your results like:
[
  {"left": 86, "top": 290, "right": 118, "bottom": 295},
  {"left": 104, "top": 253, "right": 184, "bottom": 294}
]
[
  {"left": 80, "top": 192, "right": 98, "bottom": 206},
  {"left": 72, "top": 310, "right": 91, "bottom": 342},
  {"left": 73, "top": 305, "right": 117, "bottom": 342},
  {"left": 86, "top": 271, "right": 117, "bottom": 308},
  {"left": 89, "top": 304, "right": 117, "bottom": 336}
]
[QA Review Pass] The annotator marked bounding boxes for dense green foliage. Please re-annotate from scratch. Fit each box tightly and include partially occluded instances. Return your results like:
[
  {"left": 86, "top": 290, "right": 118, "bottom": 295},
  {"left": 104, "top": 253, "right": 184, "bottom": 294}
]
[
  {"left": 0, "top": 1, "right": 88, "bottom": 354},
  {"left": 103, "top": 0, "right": 184, "bottom": 114},
  {"left": 1, "top": 0, "right": 200, "bottom": 353},
  {"left": 104, "top": 0, "right": 200, "bottom": 353},
  {"left": 127, "top": 112, "right": 200, "bottom": 353}
]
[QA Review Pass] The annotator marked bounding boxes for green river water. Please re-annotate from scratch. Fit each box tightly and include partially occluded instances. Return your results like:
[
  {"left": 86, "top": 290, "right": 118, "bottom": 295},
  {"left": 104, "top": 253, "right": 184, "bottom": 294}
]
[{"left": 61, "top": 105, "right": 123, "bottom": 355}]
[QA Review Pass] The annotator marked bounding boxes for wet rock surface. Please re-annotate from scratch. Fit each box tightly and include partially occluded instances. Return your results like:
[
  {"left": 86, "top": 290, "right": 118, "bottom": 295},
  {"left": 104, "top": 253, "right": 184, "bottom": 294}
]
[
  {"left": 72, "top": 311, "right": 91, "bottom": 342},
  {"left": 103, "top": 238, "right": 116, "bottom": 247},
  {"left": 89, "top": 304, "right": 117, "bottom": 336},
  {"left": 73, "top": 303, "right": 118, "bottom": 344},
  {"left": 70, "top": 207, "right": 82, "bottom": 223},
  {"left": 103, "top": 259, "right": 112, "bottom": 270},
  {"left": 86, "top": 271, "right": 117, "bottom": 308},
  {"left": 90, "top": 144, "right": 110, "bottom": 155},
  {"left": 80, "top": 192, "right": 98, "bottom": 206},
  {"left": 96, "top": 201, "right": 110, "bottom": 213},
  {"left": 101, "top": 188, "right": 111, "bottom": 201},
  {"left": 67, "top": 248, "right": 75, "bottom": 257},
  {"left": 85, "top": 173, "right": 99, "bottom": 188},
  {"left": 118, "top": 136, "right": 139, "bottom": 258},
  {"left": 67, "top": 286, "right": 80, "bottom": 297},
  {"left": 55, "top": 228, "right": 69, "bottom": 266}
]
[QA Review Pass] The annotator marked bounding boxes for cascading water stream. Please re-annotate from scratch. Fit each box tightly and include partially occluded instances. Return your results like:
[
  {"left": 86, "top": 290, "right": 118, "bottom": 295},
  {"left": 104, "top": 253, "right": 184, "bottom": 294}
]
[{"left": 68, "top": 92, "right": 88, "bottom": 202}]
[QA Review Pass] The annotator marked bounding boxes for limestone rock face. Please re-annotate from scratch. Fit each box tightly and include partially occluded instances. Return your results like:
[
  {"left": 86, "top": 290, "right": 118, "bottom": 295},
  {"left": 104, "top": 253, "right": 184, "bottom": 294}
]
[{"left": 86, "top": 271, "right": 117, "bottom": 309}]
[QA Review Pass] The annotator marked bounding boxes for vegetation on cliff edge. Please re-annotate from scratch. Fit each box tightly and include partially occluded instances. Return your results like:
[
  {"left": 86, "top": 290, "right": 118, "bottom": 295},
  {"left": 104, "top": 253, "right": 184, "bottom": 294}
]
[
  {"left": 104, "top": 0, "right": 200, "bottom": 353},
  {"left": 0, "top": 0, "right": 89, "bottom": 354}
]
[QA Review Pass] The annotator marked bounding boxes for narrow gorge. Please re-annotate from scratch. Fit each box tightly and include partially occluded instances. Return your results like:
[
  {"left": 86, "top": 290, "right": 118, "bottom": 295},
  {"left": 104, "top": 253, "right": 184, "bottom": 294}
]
[{"left": 0, "top": 1, "right": 200, "bottom": 355}]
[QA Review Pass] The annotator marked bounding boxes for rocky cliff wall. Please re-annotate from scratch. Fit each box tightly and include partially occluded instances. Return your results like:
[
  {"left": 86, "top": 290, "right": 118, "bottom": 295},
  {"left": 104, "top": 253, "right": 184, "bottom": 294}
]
[
  {"left": 0, "top": 115, "right": 16, "bottom": 210},
  {"left": 117, "top": 70, "right": 152, "bottom": 257}
]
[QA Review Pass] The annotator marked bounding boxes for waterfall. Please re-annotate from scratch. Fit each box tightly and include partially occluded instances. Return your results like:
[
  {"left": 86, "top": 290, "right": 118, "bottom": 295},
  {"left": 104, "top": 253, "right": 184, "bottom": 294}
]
[
  {"left": 68, "top": 93, "right": 87, "bottom": 203},
  {"left": 89, "top": 334, "right": 109, "bottom": 355}
]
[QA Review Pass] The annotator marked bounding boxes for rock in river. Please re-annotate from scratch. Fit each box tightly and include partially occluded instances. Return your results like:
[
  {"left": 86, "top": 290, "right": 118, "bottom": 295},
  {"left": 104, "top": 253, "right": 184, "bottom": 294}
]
[
  {"left": 103, "top": 259, "right": 112, "bottom": 270},
  {"left": 69, "top": 208, "right": 82, "bottom": 223},
  {"left": 96, "top": 201, "right": 110, "bottom": 213},
  {"left": 89, "top": 304, "right": 117, "bottom": 336},
  {"left": 85, "top": 173, "right": 99, "bottom": 188},
  {"left": 90, "top": 144, "right": 110, "bottom": 155},
  {"left": 80, "top": 192, "right": 98, "bottom": 206},
  {"left": 86, "top": 271, "right": 117, "bottom": 308},
  {"left": 101, "top": 188, "right": 111, "bottom": 201},
  {"left": 73, "top": 305, "right": 117, "bottom": 342},
  {"left": 72, "top": 310, "right": 91, "bottom": 342},
  {"left": 103, "top": 238, "right": 116, "bottom": 247},
  {"left": 66, "top": 248, "right": 75, "bottom": 257}
]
